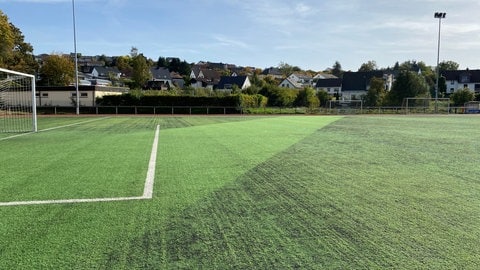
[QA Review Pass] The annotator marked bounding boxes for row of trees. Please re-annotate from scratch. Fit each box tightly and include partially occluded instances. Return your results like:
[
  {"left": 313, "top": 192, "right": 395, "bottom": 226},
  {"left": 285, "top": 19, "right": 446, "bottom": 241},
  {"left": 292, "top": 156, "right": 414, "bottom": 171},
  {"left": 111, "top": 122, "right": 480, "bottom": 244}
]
[{"left": 1, "top": 8, "right": 477, "bottom": 108}]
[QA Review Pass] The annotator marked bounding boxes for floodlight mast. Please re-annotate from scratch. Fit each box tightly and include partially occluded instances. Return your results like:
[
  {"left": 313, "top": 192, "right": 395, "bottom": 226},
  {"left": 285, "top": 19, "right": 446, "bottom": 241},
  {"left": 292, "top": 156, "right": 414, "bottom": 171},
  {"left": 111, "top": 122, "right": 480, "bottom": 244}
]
[
  {"left": 434, "top": 12, "right": 446, "bottom": 113},
  {"left": 72, "top": 0, "right": 80, "bottom": 115}
]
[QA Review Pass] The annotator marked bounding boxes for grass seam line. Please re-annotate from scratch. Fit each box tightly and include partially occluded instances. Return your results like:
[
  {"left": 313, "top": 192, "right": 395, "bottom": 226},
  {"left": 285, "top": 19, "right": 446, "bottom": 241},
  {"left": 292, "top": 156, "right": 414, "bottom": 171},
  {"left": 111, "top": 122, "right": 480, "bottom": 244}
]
[{"left": 0, "top": 124, "right": 160, "bottom": 207}]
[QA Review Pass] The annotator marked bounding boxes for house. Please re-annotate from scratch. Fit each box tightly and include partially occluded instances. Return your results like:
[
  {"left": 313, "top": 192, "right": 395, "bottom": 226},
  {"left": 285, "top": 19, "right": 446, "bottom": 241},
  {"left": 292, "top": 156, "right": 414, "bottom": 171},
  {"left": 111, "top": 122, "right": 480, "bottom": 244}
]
[
  {"left": 279, "top": 77, "right": 303, "bottom": 89},
  {"left": 441, "top": 69, "right": 480, "bottom": 94},
  {"left": 261, "top": 67, "right": 283, "bottom": 79},
  {"left": 287, "top": 73, "right": 313, "bottom": 86},
  {"left": 147, "top": 67, "right": 172, "bottom": 90},
  {"left": 83, "top": 66, "right": 121, "bottom": 81},
  {"left": 35, "top": 85, "right": 127, "bottom": 107},
  {"left": 170, "top": 72, "right": 185, "bottom": 89},
  {"left": 190, "top": 66, "right": 221, "bottom": 89},
  {"left": 216, "top": 76, "right": 251, "bottom": 92},
  {"left": 313, "top": 72, "right": 338, "bottom": 80},
  {"left": 341, "top": 71, "right": 386, "bottom": 100},
  {"left": 315, "top": 78, "right": 342, "bottom": 96}
]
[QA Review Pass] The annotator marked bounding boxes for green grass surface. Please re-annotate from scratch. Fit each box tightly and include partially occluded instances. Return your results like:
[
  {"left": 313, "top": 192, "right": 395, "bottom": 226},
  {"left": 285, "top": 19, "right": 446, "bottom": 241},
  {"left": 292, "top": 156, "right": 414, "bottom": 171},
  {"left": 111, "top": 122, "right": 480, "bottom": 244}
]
[{"left": 1, "top": 115, "right": 480, "bottom": 269}]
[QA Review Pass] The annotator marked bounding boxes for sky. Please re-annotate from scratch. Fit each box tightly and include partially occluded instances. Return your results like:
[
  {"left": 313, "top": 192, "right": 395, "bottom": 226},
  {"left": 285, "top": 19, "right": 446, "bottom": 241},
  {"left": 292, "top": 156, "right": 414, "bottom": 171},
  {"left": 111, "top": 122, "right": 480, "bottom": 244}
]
[{"left": 1, "top": 0, "right": 480, "bottom": 71}]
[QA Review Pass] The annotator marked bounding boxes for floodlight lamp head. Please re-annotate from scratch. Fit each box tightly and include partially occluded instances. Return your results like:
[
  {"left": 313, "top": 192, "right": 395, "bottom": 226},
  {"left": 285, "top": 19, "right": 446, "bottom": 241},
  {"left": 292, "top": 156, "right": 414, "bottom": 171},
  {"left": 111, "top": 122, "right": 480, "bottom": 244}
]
[{"left": 434, "top": 12, "right": 446, "bottom": 18}]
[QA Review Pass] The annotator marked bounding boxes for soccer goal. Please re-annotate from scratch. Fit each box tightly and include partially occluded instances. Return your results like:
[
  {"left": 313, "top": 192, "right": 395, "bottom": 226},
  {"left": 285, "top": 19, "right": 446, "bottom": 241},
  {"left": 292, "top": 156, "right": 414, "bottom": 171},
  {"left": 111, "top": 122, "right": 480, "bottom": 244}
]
[
  {"left": 328, "top": 99, "right": 363, "bottom": 114},
  {"left": 0, "top": 68, "right": 37, "bottom": 132},
  {"left": 403, "top": 97, "right": 450, "bottom": 114}
]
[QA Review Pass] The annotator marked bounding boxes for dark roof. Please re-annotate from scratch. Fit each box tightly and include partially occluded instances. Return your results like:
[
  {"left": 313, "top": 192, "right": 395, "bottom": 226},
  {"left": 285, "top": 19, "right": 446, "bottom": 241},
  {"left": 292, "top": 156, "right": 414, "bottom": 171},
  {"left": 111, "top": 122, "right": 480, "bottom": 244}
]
[
  {"left": 217, "top": 76, "right": 248, "bottom": 89},
  {"left": 150, "top": 67, "right": 171, "bottom": 80},
  {"left": 441, "top": 69, "right": 480, "bottom": 83},
  {"left": 315, "top": 78, "right": 342, "bottom": 88},
  {"left": 262, "top": 67, "right": 282, "bottom": 76},
  {"left": 341, "top": 71, "right": 384, "bottom": 91}
]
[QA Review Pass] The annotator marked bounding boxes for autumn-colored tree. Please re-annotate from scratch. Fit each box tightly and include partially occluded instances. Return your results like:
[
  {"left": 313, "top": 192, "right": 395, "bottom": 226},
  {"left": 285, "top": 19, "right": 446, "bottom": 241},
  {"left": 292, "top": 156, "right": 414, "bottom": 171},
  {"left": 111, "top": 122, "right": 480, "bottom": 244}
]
[
  {"left": 39, "top": 54, "right": 75, "bottom": 86},
  {"left": 0, "top": 10, "right": 38, "bottom": 73}
]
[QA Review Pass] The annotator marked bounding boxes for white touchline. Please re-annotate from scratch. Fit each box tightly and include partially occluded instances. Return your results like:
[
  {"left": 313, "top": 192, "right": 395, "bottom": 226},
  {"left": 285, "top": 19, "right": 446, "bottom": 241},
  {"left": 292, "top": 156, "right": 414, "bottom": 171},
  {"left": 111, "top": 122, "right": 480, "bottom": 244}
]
[{"left": 0, "top": 124, "right": 160, "bottom": 207}]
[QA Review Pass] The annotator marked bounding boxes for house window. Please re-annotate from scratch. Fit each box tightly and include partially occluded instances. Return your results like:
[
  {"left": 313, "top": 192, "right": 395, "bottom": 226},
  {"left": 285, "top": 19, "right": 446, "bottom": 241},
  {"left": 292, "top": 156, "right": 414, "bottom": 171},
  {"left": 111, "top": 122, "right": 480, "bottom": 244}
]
[
  {"left": 460, "top": 75, "right": 470, "bottom": 83},
  {"left": 475, "top": 84, "right": 480, "bottom": 91},
  {"left": 450, "top": 81, "right": 454, "bottom": 85},
  {"left": 464, "top": 84, "right": 468, "bottom": 89},
  {"left": 450, "top": 88, "right": 454, "bottom": 92},
  {"left": 80, "top": 93, "right": 88, "bottom": 98},
  {"left": 42, "top": 93, "right": 49, "bottom": 98}
]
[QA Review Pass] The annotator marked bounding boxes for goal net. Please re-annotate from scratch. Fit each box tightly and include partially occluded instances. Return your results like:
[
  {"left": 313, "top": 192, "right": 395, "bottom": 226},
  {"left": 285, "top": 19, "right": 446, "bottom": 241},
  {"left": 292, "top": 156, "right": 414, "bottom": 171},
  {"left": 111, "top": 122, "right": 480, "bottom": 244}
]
[
  {"left": 328, "top": 100, "right": 363, "bottom": 114},
  {"left": 403, "top": 97, "right": 450, "bottom": 114},
  {"left": 0, "top": 68, "right": 37, "bottom": 132}
]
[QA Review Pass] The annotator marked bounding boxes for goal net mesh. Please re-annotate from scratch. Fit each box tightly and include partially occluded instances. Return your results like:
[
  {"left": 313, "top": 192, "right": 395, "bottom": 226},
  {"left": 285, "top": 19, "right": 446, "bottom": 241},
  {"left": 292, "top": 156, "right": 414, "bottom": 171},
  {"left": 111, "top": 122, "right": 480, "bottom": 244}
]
[
  {"left": 0, "top": 68, "right": 37, "bottom": 133},
  {"left": 403, "top": 98, "right": 450, "bottom": 114}
]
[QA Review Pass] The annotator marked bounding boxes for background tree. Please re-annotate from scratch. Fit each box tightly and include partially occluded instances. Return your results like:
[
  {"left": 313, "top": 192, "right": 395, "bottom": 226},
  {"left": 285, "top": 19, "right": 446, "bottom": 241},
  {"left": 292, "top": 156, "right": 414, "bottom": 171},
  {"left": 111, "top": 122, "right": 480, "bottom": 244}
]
[
  {"left": 386, "top": 70, "right": 429, "bottom": 106},
  {"left": 0, "top": 10, "right": 38, "bottom": 73},
  {"left": 438, "top": 60, "right": 459, "bottom": 73},
  {"left": 451, "top": 88, "right": 475, "bottom": 106},
  {"left": 39, "top": 54, "right": 75, "bottom": 86},
  {"left": 278, "top": 62, "right": 301, "bottom": 77},
  {"left": 331, "top": 61, "right": 343, "bottom": 78},
  {"left": 0, "top": 10, "right": 14, "bottom": 66},
  {"left": 295, "top": 87, "right": 319, "bottom": 110},
  {"left": 364, "top": 77, "right": 386, "bottom": 106},
  {"left": 157, "top": 56, "right": 167, "bottom": 68},
  {"left": 131, "top": 54, "right": 151, "bottom": 89},
  {"left": 316, "top": 89, "right": 330, "bottom": 107},
  {"left": 115, "top": 55, "right": 132, "bottom": 74},
  {"left": 358, "top": 60, "right": 378, "bottom": 72}
]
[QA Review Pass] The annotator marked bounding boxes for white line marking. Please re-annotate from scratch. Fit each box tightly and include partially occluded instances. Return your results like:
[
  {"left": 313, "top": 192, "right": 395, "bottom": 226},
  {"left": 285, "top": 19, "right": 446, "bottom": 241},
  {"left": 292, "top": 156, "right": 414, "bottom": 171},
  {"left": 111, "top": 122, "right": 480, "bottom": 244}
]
[
  {"left": 0, "top": 124, "right": 160, "bottom": 207},
  {"left": 142, "top": 124, "right": 160, "bottom": 198},
  {"left": 0, "top": 117, "right": 109, "bottom": 142}
]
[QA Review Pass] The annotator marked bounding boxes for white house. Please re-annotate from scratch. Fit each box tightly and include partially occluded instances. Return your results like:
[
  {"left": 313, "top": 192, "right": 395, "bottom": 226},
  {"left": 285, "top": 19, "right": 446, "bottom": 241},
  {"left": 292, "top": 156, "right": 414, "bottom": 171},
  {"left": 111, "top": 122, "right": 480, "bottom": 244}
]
[
  {"left": 441, "top": 69, "right": 480, "bottom": 94},
  {"left": 279, "top": 77, "right": 303, "bottom": 89}
]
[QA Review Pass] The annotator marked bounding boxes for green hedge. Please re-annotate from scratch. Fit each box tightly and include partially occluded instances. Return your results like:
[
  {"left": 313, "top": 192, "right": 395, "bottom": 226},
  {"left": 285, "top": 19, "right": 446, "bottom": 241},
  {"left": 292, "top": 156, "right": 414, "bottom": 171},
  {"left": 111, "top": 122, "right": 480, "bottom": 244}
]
[{"left": 97, "top": 94, "right": 240, "bottom": 107}]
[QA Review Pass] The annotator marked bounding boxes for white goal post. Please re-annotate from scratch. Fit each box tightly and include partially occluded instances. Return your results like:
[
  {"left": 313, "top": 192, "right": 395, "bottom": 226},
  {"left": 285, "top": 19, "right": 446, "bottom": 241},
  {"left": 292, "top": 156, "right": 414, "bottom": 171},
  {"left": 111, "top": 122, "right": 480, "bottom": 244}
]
[
  {"left": 0, "top": 68, "right": 37, "bottom": 132},
  {"left": 403, "top": 97, "right": 450, "bottom": 114},
  {"left": 328, "top": 99, "right": 363, "bottom": 114}
]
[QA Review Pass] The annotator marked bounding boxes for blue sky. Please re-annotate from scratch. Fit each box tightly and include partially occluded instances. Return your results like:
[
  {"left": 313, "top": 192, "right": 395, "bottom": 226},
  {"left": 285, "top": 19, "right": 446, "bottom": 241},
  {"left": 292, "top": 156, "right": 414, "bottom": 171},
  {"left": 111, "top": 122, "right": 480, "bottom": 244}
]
[{"left": 2, "top": 0, "right": 480, "bottom": 71}]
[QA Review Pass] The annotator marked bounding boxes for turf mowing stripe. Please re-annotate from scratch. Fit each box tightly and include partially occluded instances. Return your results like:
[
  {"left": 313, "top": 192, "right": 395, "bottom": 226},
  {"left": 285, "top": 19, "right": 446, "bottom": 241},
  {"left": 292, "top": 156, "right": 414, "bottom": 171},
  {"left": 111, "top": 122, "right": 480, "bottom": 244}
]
[
  {"left": 0, "top": 124, "right": 160, "bottom": 207},
  {"left": 0, "top": 117, "right": 110, "bottom": 142}
]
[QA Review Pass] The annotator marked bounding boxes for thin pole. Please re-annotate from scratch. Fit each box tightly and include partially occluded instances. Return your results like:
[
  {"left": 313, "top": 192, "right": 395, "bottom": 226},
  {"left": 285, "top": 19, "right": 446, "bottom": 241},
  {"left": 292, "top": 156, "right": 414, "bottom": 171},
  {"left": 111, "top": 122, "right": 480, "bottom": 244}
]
[
  {"left": 434, "top": 12, "right": 445, "bottom": 113},
  {"left": 72, "top": 0, "right": 80, "bottom": 115}
]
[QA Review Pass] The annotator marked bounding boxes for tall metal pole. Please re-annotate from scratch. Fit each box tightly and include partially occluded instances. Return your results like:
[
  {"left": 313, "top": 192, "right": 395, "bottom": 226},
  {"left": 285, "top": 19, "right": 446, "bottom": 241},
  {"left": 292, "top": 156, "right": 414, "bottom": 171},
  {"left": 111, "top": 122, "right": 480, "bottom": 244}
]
[
  {"left": 434, "top": 12, "right": 446, "bottom": 113},
  {"left": 72, "top": 0, "right": 80, "bottom": 115}
]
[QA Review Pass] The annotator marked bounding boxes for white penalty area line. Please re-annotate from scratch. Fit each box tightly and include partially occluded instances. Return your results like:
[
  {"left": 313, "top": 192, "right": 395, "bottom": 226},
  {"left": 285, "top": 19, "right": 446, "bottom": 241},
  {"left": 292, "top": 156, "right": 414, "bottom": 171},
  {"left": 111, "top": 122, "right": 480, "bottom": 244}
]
[{"left": 0, "top": 124, "right": 160, "bottom": 207}]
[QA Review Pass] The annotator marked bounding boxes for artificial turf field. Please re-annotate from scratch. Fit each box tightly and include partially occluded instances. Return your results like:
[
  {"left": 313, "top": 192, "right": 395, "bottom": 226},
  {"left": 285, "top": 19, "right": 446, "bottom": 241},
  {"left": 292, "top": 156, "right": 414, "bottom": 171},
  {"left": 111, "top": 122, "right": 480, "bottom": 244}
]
[{"left": 0, "top": 115, "right": 479, "bottom": 269}]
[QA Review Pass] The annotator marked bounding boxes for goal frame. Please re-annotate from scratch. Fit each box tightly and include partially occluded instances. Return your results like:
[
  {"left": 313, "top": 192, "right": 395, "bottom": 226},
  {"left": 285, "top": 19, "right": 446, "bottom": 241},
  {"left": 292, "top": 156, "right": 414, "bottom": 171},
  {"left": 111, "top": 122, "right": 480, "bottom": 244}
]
[
  {"left": 403, "top": 97, "right": 450, "bottom": 114},
  {"left": 0, "top": 68, "right": 37, "bottom": 132},
  {"left": 328, "top": 99, "right": 364, "bottom": 114}
]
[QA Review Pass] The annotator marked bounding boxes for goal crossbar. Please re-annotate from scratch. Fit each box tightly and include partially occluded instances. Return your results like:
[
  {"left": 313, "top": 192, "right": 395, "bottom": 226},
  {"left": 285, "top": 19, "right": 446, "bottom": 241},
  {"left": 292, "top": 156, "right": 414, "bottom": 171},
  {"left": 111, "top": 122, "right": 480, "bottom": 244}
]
[{"left": 403, "top": 97, "right": 450, "bottom": 114}]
